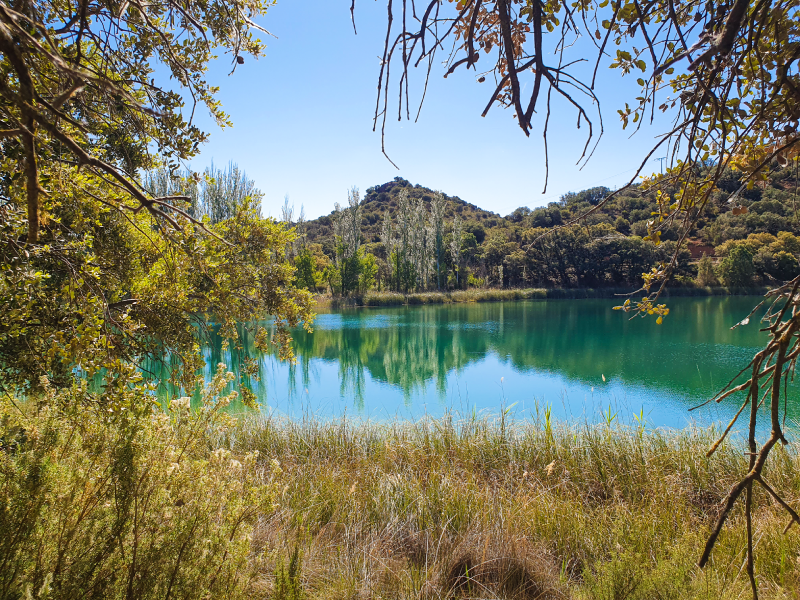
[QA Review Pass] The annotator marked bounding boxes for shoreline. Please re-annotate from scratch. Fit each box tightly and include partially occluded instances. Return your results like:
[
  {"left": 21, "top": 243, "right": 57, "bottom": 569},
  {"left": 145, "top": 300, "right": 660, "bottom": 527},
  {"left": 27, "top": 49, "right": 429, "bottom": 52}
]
[{"left": 314, "top": 285, "right": 770, "bottom": 309}]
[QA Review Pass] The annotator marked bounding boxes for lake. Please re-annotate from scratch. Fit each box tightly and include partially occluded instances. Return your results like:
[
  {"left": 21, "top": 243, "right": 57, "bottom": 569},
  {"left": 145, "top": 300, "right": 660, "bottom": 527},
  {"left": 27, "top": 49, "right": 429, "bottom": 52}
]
[{"left": 167, "top": 295, "right": 793, "bottom": 429}]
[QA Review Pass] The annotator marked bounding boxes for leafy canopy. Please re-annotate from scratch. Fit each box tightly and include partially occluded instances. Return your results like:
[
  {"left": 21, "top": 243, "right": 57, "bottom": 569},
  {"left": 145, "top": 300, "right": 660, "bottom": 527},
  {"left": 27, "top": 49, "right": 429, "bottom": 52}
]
[{"left": 0, "top": 0, "right": 312, "bottom": 394}]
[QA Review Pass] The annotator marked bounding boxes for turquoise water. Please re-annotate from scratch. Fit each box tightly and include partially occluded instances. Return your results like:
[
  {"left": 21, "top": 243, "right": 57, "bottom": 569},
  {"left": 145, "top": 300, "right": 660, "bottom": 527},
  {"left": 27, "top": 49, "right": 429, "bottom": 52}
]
[{"left": 164, "top": 296, "right": 793, "bottom": 429}]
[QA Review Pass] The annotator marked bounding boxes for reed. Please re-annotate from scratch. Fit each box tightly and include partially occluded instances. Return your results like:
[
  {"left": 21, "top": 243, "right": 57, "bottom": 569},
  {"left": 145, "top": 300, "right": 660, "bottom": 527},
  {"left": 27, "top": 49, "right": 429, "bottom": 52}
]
[
  {"left": 233, "top": 412, "right": 800, "bottom": 599},
  {"left": 6, "top": 386, "right": 799, "bottom": 599},
  {"left": 318, "top": 286, "right": 771, "bottom": 309}
]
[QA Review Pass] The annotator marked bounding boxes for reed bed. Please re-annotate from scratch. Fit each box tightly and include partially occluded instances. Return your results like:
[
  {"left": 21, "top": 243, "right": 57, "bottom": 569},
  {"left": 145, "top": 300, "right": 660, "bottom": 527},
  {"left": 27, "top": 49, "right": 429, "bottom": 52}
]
[
  {"left": 233, "top": 413, "right": 800, "bottom": 600},
  {"left": 319, "top": 286, "right": 770, "bottom": 309}
]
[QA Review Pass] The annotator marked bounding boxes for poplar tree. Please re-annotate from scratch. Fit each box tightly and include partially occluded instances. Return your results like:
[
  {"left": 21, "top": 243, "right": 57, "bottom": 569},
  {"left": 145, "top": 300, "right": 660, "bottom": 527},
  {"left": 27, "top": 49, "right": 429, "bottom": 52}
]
[
  {"left": 333, "top": 187, "right": 363, "bottom": 295},
  {"left": 430, "top": 191, "right": 447, "bottom": 289},
  {"left": 451, "top": 215, "right": 463, "bottom": 287}
]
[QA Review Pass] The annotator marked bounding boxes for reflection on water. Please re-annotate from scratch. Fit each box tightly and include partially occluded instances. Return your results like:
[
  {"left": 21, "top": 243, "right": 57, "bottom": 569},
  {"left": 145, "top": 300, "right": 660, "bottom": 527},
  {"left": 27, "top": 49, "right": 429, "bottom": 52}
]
[{"left": 146, "top": 296, "right": 794, "bottom": 428}]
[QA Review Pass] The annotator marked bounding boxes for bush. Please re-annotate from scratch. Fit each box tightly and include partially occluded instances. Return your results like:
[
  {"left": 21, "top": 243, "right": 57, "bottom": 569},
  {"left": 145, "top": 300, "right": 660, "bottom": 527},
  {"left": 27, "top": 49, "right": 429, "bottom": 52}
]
[
  {"left": 467, "top": 273, "right": 485, "bottom": 288},
  {"left": 716, "top": 244, "right": 755, "bottom": 287},
  {"left": 771, "top": 250, "right": 800, "bottom": 281},
  {"left": 0, "top": 366, "right": 279, "bottom": 600}
]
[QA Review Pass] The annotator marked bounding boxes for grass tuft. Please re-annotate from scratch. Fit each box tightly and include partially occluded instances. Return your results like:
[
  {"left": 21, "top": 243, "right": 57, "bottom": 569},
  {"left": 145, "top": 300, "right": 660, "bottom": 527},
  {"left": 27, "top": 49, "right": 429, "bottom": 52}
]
[{"left": 233, "top": 413, "right": 800, "bottom": 599}]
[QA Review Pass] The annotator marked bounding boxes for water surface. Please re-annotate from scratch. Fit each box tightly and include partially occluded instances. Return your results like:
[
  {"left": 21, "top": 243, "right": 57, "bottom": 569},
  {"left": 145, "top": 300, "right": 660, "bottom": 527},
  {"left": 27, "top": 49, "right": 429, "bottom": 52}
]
[{"left": 165, "top": 296, "right": 794, "bottom": 428}]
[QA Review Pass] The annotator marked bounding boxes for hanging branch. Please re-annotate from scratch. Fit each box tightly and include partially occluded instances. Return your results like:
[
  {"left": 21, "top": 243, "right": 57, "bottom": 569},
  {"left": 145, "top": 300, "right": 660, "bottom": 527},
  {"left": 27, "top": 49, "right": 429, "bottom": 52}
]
[
  {"left": 372, "top": 0, "right": 600, "bottom": 189},
  {"left": 0, "top": 0, "right": 265, "bottom": 245}
]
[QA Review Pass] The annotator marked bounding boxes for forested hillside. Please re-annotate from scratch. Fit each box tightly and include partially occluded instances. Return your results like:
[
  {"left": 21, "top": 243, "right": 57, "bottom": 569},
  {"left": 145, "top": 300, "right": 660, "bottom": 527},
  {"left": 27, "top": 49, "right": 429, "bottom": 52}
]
[{"left": 296, "top": 165, "right": 800, "bottom": 294}]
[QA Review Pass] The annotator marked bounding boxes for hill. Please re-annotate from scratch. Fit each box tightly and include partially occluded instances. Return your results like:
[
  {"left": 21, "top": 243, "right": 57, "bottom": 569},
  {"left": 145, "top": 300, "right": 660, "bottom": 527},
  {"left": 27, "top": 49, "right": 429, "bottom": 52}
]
[
  {"left": 297, "top": 165, "right": 800, "bottom": 292},
  {"left": 303, "top": 177, "right": 501, "bottom": 252}
]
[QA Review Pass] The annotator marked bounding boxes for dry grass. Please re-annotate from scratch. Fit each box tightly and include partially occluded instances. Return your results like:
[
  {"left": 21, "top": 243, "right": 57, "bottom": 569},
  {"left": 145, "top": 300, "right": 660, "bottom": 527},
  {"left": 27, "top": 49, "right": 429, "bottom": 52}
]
[{"left": 232, "top": 413, "right": 800, "bottom": 600}]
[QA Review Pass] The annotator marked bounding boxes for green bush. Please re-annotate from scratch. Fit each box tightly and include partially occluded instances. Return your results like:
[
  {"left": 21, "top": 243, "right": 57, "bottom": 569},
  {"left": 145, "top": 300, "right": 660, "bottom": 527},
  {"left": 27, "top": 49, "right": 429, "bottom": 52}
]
[
  {"left": 0, "top": 366, "right": 280, "bottom": 600},
  {"left": 273, "top": 546, "right": 304, "bottom": 600},
  {"left": 695, "top": 253, "right": 718, "bottom": 287}
]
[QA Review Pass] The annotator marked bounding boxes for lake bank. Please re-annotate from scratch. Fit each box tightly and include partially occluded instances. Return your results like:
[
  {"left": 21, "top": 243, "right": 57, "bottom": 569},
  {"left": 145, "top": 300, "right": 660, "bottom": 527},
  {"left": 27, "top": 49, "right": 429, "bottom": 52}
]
[
  {"left": 236, "top": 414, "right": 800, "bottom": 599},
  {"left": 315, "top": 285, "right": 770, "bottom": 309}
]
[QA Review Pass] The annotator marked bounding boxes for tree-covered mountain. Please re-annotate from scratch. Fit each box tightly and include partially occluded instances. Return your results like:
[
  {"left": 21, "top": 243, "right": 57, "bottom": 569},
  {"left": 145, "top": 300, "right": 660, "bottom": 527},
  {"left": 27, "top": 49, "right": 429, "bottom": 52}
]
[
  {"left": 303, "top": 177, "right": 502, "bottom": 252},
  {"left": 296, "top": 165, "right": 800, "bottom": 294}
]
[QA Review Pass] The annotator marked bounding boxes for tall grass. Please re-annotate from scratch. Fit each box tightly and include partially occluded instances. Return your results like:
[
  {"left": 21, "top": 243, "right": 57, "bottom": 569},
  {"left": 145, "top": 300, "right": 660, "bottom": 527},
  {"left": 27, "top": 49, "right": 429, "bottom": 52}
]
[
  {"left": 320, "top": 286, "right": 770, "bottom": 309},
  {"left": 7, "top": 381, "right": 799, "bottom": 599},
  {"left": 234, "top": 413, "right": 800, "bottom": 599}
]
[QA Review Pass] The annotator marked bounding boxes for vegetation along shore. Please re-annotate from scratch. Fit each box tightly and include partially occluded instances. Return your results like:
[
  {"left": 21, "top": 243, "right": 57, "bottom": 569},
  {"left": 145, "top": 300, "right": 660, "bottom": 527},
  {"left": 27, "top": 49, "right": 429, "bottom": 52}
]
[
  {"left": 7, "top": 383, "right": 800, "bottom": 599},
  {"left": 316, "top": 286, "right": 771, "bottom": 309}
]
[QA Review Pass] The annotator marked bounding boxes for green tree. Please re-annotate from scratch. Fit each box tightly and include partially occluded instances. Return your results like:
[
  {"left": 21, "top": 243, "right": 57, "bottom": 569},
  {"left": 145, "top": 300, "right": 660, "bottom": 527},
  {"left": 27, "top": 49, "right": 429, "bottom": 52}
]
[
  {"left": 717, "top": 245, "right": 755, "bottom": 287},
  {"left": 333, "top": 188, "right": 363, "bottom": 296},
  {"left": 430, "top": 191, "right": 446, "bottom": 289},
  {"left": 359, "top": 251, "right": 378, "bottom": 293},
  {"left": 695, "top": 254, "right": 719, "bottom": 287},
  {"left": 771, "top": 250, "right": 800, "bottom": 281},
  {"left": 450, "top": 215, "right": 463, "bottom": 288},
  {"left": 0, "top": 0, "right": 312, "bottom": 596},
  {"left": 295, "top": 249, "right": 317, "bottom": 291}
]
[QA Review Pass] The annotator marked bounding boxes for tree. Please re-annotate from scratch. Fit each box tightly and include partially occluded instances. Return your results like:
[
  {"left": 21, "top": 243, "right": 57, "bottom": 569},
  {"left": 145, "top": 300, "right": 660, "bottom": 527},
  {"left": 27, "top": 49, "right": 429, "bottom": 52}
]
[
  {"left": 695, "top": 254, "right": 719, "bottom": 287},
  {"left": 1, "top": 1, "right": 312, "bottom": 595},
  {"left": 0, "top": 0, "right": 275, "bottom": 243},
  {"left": 369, "top": 1, "right": 800, "bottom": 594},
  {"left": 771, "top": 250, "right": 800, "bottom": 281},
  {"left": 295, "top": 249, "right": 317, "bottom": 291},
  {"left": 717, "top": 245, "right": 755, "bottom": 287},
  {"left": 333, "top": 187, "right": 364, "bottom": 296},
  {"left": 145, "top": 162, "right": 263, "bottom": 225},
  {"left": 359, "top": 251, "right": 378, "bottom": 292},
  {"left": 0, "top": 0, "right": 311, "bottom": 388},
  {"left": 451, "top": 215, "right": 463, "bottom": 287},
  {"left": 430, "top": 192, "right": 447, "bottom": 289}
]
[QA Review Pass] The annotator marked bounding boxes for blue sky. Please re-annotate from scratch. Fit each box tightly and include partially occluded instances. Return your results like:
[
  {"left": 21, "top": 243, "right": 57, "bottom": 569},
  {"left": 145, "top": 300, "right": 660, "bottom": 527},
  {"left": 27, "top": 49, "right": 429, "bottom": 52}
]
[{"left": 185, "top": 0, "right": 675, "bottom": 220}]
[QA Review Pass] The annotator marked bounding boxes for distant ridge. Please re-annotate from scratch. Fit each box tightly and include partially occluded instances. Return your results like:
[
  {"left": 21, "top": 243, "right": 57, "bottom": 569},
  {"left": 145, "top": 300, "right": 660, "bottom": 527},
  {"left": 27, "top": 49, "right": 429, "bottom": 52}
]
[{"left": 303, "top": 177, "right": 501, "bottom": 247}]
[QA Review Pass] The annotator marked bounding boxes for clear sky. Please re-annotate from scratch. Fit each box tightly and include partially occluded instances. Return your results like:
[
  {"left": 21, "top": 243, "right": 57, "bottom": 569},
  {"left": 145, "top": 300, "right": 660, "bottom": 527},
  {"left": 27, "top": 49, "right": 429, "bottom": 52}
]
[{"left": 185, "top": 0, "right": 675, "bottom": 220}]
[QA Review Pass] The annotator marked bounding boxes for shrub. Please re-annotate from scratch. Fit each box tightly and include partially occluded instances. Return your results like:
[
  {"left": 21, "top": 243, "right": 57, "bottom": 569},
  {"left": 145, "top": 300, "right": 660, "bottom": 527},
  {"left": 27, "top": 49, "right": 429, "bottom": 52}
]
[
  {"left": 771, "top": 250, "right": 800, "bottom": 281},
  {"left": 0, "top": 366, "right": 280, "bottom": 600},
  {"left": 467, "top": 273, "right": 485, "bottom": 288}
]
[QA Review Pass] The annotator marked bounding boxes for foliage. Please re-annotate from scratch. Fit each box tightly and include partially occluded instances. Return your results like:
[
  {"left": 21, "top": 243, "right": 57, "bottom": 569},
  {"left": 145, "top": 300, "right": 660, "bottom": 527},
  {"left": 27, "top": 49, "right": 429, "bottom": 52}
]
[
  {"left": 0, "top": 3, "right": 312, "bottom": 596},
  {"left": 145, "top": 162, "right": 264, "bottom": 225},
  {"left": 359, "top": 252, "right": 378, "bottom": 293},
  {"left": 695, "top": 254, "right": 719, "bottom": 287},
  {"left": 272, "top": 546, "right": 304, "bottom": 600},
  {"left": 333, "top": 188, "right": 364, "bottom": 296},
  {"left": 0, "top": 1, "right": 313, "bottom": 394},
  {"left": 366, "top": 0, "right": 800, "bottom": 590},
  {"left": 0, "top": 0, "right": 274, "bottom": 244},
  {"left": 451, "top": 214, "right": 463, "bottom": 286},
  {"left": 295, "top": 250, "right": 317, "bottom": 291},
  {"left": 0, "top": 178, "right": 313, "bottom": 394},
  {"left": 303, "top": 165, "right": 800, "bottom": 295},
  {"left": 717, "top": 245, "right": 756, "bottom": 287},
  {"left": 0, "top": 365, "right": 281, "bottom": 600}
]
